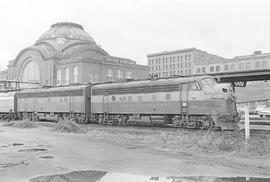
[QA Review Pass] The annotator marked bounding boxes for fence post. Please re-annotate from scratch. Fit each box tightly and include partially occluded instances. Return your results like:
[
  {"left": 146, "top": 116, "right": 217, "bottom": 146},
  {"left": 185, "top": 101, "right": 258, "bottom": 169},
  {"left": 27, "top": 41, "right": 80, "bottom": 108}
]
[{"left": 244, "top": 102, "right": 250, "bottom": 140}]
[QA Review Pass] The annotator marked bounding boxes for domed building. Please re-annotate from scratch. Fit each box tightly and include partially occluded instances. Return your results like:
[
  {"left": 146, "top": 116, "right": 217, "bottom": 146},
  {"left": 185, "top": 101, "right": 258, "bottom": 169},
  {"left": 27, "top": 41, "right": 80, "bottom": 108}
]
[{"left": 8, "top": 22, "right": 148, "bottom": 86}]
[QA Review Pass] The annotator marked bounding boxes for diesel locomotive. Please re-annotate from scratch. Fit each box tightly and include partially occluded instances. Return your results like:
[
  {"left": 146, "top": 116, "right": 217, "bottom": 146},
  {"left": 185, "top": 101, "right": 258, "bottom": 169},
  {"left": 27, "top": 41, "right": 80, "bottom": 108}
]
[{"left": 1, "top": 75, "right": 240, "bottom": 130}]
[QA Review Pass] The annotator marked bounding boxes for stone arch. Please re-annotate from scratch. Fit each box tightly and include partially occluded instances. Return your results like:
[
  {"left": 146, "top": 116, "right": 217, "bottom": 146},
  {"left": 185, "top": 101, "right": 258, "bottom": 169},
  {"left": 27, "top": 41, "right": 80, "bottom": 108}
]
[{"left": 18, "top": 58, "right": 41, "bottom": 83}]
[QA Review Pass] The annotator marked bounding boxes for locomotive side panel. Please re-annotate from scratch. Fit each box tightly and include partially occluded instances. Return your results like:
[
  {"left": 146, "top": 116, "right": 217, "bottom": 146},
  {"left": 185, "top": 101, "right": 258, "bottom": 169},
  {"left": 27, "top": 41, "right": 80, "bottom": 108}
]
[
  {"left": 91, "top": 76, "right": 239, "bottom": 130},
  {"left": 91, "top": 92, "right": 181, "bottom": 115},
  {"left": 16, "top": 85, "right": 90, "bottom": 122},
  {"left": 17, "top": 96, "right": 85, "bottom": 113}
]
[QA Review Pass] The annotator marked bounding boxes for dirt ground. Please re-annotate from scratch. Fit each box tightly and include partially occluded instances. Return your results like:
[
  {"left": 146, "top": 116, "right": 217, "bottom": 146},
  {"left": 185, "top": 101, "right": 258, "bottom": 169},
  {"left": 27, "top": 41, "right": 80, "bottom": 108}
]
[{"left": 0, "top": 122, "right": 270, "bottom": 182}]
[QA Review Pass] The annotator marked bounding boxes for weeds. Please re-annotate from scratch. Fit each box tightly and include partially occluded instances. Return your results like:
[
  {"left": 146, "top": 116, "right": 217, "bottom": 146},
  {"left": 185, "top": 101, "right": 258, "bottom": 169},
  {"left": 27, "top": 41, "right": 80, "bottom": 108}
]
[
  {"left": 54, "top": 120, "right": 86, "bottom": 133},
  {"left": 86, "top": 126, "right": 270, "bottom": 158},
  {"left": 12, "top": 120, "right": 36, "bottom": 128}
]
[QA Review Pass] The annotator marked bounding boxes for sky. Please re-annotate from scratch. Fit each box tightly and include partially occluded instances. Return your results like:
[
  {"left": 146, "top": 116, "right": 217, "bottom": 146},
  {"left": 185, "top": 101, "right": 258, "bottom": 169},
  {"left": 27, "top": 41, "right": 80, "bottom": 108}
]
[{"left": 0, "top": 0, "right": 270, "bottom": 69}]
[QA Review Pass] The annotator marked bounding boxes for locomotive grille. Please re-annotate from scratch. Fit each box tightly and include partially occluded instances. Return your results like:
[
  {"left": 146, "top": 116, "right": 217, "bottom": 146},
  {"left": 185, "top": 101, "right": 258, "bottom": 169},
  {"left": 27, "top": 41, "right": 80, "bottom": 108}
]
[
  {"left": 17, "top": 89, "right": 84, "bottom": 98},
  {"left": 92, "top": 84, "right": 180, "bottom": 95}
]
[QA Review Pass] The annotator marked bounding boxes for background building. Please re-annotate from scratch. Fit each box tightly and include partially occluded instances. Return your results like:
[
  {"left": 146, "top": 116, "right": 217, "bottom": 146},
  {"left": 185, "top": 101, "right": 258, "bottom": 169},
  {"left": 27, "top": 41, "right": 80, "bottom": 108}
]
[
  {"left": 147, "top": 48, "right": 223, "bottom": 77},
  {"left": 195, "top": 51, "right": 270, "bottom": 74},
  {"left": 6, "top": 22, "right": 148, "bottom": 86},
  {"left": 147, "top": 48, "right": 270, "bottom": 77},
  {"left": 0, "top": 70, "right": 8, "bottom": 80}
]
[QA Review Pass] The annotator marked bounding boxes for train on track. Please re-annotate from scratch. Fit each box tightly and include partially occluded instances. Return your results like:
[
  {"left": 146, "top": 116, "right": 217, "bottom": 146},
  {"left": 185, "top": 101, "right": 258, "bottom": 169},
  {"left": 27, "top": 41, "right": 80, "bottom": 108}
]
[{"left": 0, "top": 75, "right": 240, "bottom": 130}]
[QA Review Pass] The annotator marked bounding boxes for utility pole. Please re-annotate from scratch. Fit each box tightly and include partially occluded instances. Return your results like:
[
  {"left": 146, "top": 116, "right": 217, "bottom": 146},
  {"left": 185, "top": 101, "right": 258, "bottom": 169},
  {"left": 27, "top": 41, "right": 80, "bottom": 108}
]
[{"left": 244, "top": 102, "right": 250, "bottom": 140}]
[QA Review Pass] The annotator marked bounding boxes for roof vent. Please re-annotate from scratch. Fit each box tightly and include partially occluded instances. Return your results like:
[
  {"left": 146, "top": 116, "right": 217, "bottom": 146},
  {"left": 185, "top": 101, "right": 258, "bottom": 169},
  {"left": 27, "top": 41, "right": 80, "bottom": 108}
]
[{"left": 254, "top": 51, "right": 262, "bottom": 55}]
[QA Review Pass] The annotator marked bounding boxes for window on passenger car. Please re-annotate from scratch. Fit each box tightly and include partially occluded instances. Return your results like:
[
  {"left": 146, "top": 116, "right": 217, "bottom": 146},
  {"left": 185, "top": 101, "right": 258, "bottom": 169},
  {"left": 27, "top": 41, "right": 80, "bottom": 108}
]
[{"left": 111, "top": 96, "right": 116, "bottom": 101}]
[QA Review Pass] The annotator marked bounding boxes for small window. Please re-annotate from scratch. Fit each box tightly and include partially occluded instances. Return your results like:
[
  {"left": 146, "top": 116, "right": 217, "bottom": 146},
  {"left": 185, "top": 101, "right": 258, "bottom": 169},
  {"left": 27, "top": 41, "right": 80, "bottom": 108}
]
[
  {"left": 246, "top": 62, "right": 251, "bottom": 69},
  {"left": 262, "top": 61, "right": 268, "bottom": 68},
  {"left": 255, "top": 62, "right": 260, "bottom": 68},
  {"left": 216, "top": 66, "right": 220, "bottom": 72},
  {"left": 224, "top": 65, "right": 229, "bottom": 71},
  {"left": 239, "top": 63, "right": 245, "bottom": 70},
  {"left": 196, "top": 68, "right": 201, "bottom": 73},
  {"left": 111, "top": 96, "right": 116, "bottom": 101},
  {"left": 202, "top": 67, "right": 206, "bottom": 73}
]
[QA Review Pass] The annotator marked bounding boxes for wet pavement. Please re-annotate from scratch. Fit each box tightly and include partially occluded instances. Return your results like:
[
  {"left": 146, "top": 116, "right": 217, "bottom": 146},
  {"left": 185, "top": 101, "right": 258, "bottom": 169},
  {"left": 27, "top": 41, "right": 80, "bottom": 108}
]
[
  {"left": 1, "top": 124, "right": 270, "bottom": 182},
  {"left": 29, "top": 170, "right": 270, "bottom": 182}
]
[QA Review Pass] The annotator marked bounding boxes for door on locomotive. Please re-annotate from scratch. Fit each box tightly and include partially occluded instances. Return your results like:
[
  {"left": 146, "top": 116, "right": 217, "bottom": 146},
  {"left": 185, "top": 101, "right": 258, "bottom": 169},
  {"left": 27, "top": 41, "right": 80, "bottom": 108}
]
[
  {"left": 101, "top": 95, "right": 109, "bottom": 124},
  {"left": 180, "top": 83, "right": 189, "bottom": 122}
]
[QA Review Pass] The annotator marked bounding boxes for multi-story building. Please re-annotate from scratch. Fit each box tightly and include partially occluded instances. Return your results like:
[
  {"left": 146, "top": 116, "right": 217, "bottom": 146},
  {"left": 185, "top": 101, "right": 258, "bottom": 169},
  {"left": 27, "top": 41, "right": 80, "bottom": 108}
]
[
  {"left": 147, "top": 48, "right": 224, "bottom": 77},
  {"left": 6, "top": 22, "right": 148, "bottom": 86},
  {"left": 195, "top": 51, "right": 270, "bottom": 74},
  {"left": 148, "top": 48, "right": 270, "bottom": 77}
]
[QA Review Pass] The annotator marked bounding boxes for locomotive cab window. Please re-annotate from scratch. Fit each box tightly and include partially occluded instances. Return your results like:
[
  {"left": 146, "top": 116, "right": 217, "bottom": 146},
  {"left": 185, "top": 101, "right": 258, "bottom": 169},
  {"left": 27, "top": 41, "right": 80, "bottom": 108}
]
[
  {"left": 200, "top": 78, "right": 215, "bottom": 88},
  {"left": 189, "top": 82, "right": 200, "bottom": 90}
]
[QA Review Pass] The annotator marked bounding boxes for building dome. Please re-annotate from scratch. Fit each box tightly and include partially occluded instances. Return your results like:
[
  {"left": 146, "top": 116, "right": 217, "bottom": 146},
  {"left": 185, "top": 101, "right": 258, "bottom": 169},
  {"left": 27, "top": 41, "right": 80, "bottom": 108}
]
[{"left": 36, "top": 22, "right": 96, "bottom": 44}]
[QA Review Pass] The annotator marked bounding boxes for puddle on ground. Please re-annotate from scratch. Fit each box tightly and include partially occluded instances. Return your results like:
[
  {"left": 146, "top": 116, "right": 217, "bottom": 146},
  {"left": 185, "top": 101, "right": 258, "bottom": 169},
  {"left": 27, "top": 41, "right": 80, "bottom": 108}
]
[
  {"left": 13, "top": 143, "right": 24, "bottom": 146},
  {"left": 29, "top": 170, "right": 270, "bottom": 182},
  {"left": 0, "top": 161, "right": 29, "bottom": 168},
  {"left": 18, "top": 148, "right": 47, "bottom": 152},
  {"left": 39, "top": 156, "right": 54, "bottom": 159}
]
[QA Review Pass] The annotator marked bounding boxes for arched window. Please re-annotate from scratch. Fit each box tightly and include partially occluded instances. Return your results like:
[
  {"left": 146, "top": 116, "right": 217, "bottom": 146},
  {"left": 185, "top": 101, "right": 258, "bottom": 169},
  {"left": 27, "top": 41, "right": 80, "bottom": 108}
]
[
  {"left": 73, "top": 66, "right": 78, "bottom": 83},
  {"left": 21, "top": 61, "right": 40, "bottom": 82},
  {"left": 57, "top": 68, "right": 61, "bottom": 85},
  {"left": 64, "top": 68, "right": 69, "bottom": 85},
  {"left": 107, "top": 69, "right": 113, "bottom": 81}
]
